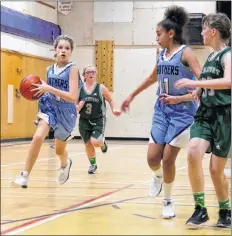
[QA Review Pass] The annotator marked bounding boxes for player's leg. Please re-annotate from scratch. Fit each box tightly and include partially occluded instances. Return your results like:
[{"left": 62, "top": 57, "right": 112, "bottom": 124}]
[
  {"left": 88, "top": 118, "right": 107, "bottom": 174},
  {"left": 161, "top": 144, "right": 180, "bottom": 218},
  {"left": 55, "top": 137, "right": 72, "bottom": 184},
  {"left": 161, "top": 116, "right": 191, "bottom": 219},
  {"left": 210, "top": 154, "right": 230, "bottom": 227},
  {"left": 90, "top": 118, "right": 107, "bottom": 151},
  {"left": 147, "top": 108, "right": 167, "bottom": 198},
  {"left": 12, "top": 119, "right": 50, "bottom": 188},
  {"left": 79, "top": 118, "right": 96, "bottom": 174},
  {"left": 210, "top": 106, "right": 231, "bottom": 227},
  {"left": 185, "top": 110, "right": 212, "bottom": 226},
  {"left": 54, "top": 105, "right": 77, "bottom": 184},
  {"left": 224, "top": 157, "right": 231, "bottom": 178}
]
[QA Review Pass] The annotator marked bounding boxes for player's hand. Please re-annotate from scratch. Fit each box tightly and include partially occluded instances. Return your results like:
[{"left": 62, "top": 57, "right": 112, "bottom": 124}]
[
  {"left": 112, "top": 109, "right": 121, "bottom": 116},
  {"left": 77, "top": 100, "right": 85, "bottom": 111},
  {"left": 159, "top": 93, "right": 180, "bottom": 105},
  {"left": 31, "top": 79, "right": 51, "bottom": 96},
  {"left": 121, "top": 95, "right": 134, "bottom": 112},
  {"left": 188, "top": 89, "right": 201, "bottom": 102},
  {"left": 175, "top": 78, "right": 197, "bottom": 89}
]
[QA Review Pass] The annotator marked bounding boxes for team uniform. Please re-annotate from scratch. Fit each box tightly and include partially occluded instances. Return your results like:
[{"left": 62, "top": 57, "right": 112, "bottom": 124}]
[
  {"left": 191, "top": 47, "right": 231, "bottom": 157},
  {"left": 78, "top": 83, "right": 106, "bottom": 143},
  {"left": 150, "top": 45, "right": 198, "bottom": 147},
  {"left": 38, "top": 62, "right": 77, "bottom": 141}
]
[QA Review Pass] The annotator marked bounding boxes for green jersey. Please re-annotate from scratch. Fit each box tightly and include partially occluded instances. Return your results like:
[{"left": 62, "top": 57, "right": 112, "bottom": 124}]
[
  {"left": 200, "top": 47, "right": 231, "bottom": 107},
  {"left": 79, "top": 83, "right": 106, "bottom": 119}
]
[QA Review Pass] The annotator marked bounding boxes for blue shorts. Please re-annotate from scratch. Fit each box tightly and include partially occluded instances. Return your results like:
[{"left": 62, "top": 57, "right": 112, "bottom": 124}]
[
  {"left": 38, "top": 95, "right": 77, "bottom": 141},
  {"left": 149, "top": 101, "right": 194, "bottom": 148}
]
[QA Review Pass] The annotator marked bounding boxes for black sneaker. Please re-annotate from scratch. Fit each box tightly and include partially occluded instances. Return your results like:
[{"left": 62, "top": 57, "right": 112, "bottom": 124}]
[
  {"left": 88, "top": 165, "right": 97, "bottom": 174},
  {"left": 101, "top": 140, "right": 108, "bottom": 153},
  {"left": 217, "top": 209, "right": 231, "bottom": 228},
  {"left": 186, "top": 205, "right": 209, "bottom": 226}
]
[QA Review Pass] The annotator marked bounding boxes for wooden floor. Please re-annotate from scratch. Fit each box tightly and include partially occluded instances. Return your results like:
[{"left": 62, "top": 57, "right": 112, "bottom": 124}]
[{"left": 1, "top": 139, "right": 231, "bottom": 235}]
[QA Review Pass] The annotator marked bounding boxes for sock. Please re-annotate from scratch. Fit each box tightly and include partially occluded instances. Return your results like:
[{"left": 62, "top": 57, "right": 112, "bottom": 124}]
[
  {"left": 219, "top": 198, "right": 230, "bottom": 210},
  {"left": 193, "top": 192, "right": 205, "bottom": 208},
  {"left": 163, "top": 182, "right": 174, "bottom": 201},
  {"left": 89, "top": 157, "right": 96, "bottom": 166},
  {"left": 22, "top": 171, "right": 29, "bottom": 177},
  {"left": 154, "top": 167, "right": 163, "bottom": 178}
]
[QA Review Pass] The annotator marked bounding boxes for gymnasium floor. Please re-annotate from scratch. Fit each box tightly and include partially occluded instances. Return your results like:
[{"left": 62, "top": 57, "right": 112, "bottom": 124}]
[{"left": 1, "top": 139, "right": 231, "bottom": 235}]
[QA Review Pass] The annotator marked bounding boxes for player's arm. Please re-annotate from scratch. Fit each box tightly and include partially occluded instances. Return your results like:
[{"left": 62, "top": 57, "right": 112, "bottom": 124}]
[
  {"left": 182, "top": 47, "right": 202, "bottom": 79},
  {"left": 102, "top": 85, "right": 116, "bottom": 112},
  {"left": 194, "top": 52, "right": 231, "bottom": 89},
  {"left": 176, "top": 52, "right": 231, "bottom": 90},
  {"left": 180, "top": 47, "right": 202, "bottom": 100},
  {"left": 76, "top": 100, "right": 85, "bottom": 112}
]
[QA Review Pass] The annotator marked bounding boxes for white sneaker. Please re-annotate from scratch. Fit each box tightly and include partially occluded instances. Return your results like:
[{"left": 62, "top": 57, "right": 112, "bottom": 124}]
[
  {"left": 148, "top": 175, "right": 163, "bottom": 197},
  {"left": 224, "top": 168, "right": 231, "bottom": 178},
  {"left": 12, "top": 171, "right": 29, "bottom": 188},
  {"left": 57, "top": 158, "right": 72, "bottom": 185},
  {"left": 162, "top": 199, "right": 175, "bottom": 219}
]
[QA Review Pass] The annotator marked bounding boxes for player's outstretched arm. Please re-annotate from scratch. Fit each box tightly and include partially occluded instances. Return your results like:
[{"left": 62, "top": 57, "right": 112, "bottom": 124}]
[{"left": 102, "top": 85, "right": 121, "bottom": 117}]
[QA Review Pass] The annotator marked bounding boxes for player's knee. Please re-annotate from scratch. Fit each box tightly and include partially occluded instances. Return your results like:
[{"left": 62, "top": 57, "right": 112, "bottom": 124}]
[
  {"left": 163, "top": 157, "right": 175, "bottom": 167},
  {"left": 187, "top": 143, "right": 199, "bottom": 163},
  {"left": 147, "top": 153, "right": 162, "bottom": 167},
  {"left": 55, "top": 146, "right": 65, "bottom": 156},
  {"left": 90, "top": 137, "right": 102, "bottom": 147},
  {"left": 33, "top": 133, "right": 44, "bottom": 143},
  {"left": 209, "top": 165, "right": 224, "bottom": 177}
]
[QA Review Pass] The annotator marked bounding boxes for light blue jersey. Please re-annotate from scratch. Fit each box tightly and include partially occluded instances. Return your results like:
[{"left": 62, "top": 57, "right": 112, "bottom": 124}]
[
  {"left": 38, "top": 63, "right": 77, "bottom": 141},
  {"left": 150, "top": 45, "right": 198, "bottom": 147},
  {"left": 156, "top": 45, "right": 198, "bottom": 116}
]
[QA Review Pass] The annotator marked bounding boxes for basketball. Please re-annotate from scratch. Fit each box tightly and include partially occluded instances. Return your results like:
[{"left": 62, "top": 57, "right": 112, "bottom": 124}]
[{"left": 19, "top": 75, "right": 43, "bottom": 101}]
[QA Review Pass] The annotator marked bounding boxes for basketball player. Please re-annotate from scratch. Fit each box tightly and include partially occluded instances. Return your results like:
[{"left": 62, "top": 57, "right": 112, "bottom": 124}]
[
  {"left": 121, "top": 6, "right": 202, "bottom": 218},
  {"left": 13, "top": 35, "right": 79, "bottom": 187},
  {"left": 78, "top": 65, "right": 121, "bottom": 174},
  {"left": 34, "top": 70, "right": 83, "bottom": 149},
  {"left": 175, "top": 13, "right": 231, "bottom": 227}
]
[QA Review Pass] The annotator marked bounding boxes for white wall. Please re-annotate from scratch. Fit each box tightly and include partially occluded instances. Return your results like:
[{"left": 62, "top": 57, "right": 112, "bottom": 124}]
[
  {"left": 58, "top": 1, "right": 215, "bottom": 138},
  {"left": 1, "top": 1, "right": 57, "bottom": 58}
]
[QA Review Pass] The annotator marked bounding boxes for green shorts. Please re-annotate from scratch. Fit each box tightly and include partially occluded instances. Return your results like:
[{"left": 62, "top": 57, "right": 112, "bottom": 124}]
[
  {"left": 79, "top": 117, "right": 106, "bottom": 143},
  {"left": 190, "top": 105, "right": 231, "bottom": 158}
]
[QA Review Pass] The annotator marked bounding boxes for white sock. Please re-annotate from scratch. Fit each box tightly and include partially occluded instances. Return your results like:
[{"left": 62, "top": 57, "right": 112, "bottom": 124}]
[
  {"left": 154, "top": 167, "right": 163, "bottom": 178},
  {"left": 163, "top": 181, "right": 174, "bottom": 201},
  {"left": 22, "top": 171, "right": 29, "bottom": 177}
]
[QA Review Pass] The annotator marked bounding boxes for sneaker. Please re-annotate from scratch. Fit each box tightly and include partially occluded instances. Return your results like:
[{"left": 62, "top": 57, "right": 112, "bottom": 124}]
[
  {"left": 57, "top": 158, "right": 72, "bottom": 185},
  {"left": 12, "top": 171, "right": 29, "bottom": 188},
  {"left": 101, "top": 140, "right": 108, "bottom": 153},
  {"left": 162, "top": 199, "right": 175, "bottom": 219},
  {"left": 217, "top": 209, "right": 231, "bottom": 228},
  {"left": 186, "top": 205, "right": 209, "bottom": 226},
  {"left": 148, "top": 175, "right": 163, "bottom": 197},
  {"left": 88, "top": 165, "right": 97, "bottom": 174}
]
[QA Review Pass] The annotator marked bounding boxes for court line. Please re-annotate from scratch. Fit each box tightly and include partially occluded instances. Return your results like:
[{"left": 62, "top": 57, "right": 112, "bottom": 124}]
[
  {"left": 1, "top": 184, "right": 133, "bottom": 235},
  {"left": 132, "top": 214, "right": 156, "bottom": 220},
  {"left": 1, "top": 194, "right": 221, "bottom": 227},
  {"left": 2, "top": 165, "right": 188, "bottom": 234}
]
